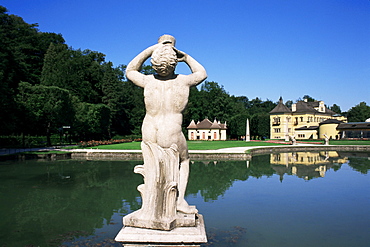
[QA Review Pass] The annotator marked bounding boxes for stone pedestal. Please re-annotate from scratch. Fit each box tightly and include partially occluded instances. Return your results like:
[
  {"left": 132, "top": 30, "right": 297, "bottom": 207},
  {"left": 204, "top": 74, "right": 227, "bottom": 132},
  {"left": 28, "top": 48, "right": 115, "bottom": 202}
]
[
  {"left": 115, "top": 214, "right": 206, "bottom": 246},
  {"left": 116, "top": 142, "right": 207, "bottom": 245}
]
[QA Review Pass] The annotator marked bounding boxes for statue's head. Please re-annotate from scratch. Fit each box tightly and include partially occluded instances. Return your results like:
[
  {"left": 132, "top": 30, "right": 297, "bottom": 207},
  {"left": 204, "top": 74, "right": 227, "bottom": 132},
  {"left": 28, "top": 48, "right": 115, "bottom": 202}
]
[{"left": 151, "top": 44, "right": 178, "bottom": 77}]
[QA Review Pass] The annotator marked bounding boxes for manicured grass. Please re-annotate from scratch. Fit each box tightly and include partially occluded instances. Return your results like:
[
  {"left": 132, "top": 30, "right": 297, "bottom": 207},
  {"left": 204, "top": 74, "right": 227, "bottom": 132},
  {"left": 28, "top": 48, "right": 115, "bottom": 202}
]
[
  {"left": 84, "top": 139, "right": 370, "bottom": 150},
  {"left": 90, "top": 141, "right": 288, "bottom": 150},
  {"left": 329, "top": 140, "right": 370, "bottom": 145},
  {"left": 90, "top": 141, "right": 142, "bottom": 150},
  {"left": 187, "top": 141, "right": 287, "bottom": 150}
]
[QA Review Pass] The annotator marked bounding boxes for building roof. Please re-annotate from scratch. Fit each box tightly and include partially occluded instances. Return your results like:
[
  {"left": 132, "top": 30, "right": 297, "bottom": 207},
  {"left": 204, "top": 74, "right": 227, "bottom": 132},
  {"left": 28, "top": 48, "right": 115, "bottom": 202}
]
[
  {"left": 319, "top": 119, "right": 344, "bottom": 125},
  {"left": 294, "top": 101, "right": 318, "bottom": 113},
  {"left": 269, "top": 97, "right": 291, "bottom": 114},
  {"left": 294, "top": 101, "right": 336, "bottom": 115},
  {"left": 187, "top": 119, "right": 198, "bottom": 129},
  {"left": 187, "top": 118, "right": 227, "bottom": 130},
  {"left": 337, "top": 122, "right": 370, "bottom": 130},
  {"left": 295, "top": 126, "right": 319, "bottom": 130},
  {"left": 270, "top": 97, "right": 339, "bottom": 116}
]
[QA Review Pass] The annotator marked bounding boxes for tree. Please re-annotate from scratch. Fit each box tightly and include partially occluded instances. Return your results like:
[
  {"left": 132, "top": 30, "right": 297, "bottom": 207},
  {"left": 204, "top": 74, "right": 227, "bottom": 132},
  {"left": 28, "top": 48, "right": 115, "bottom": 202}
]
[
  {"left": 302, "top": 95, "right": 315, "bottom": 102},
  {"left": 330, "top": 104, "right": 341, "bottom": 114},
  {"left": 16, "top": 82, "right": 75, "bottom": 146},
  {"left": 347, "top": 102, "right": 370, "bottom": 122},
  {"left": 74, "top": 102, "right": 111, "bottom": 140},
  {"left": 0, "top": 6, "right": 65, "bottom": 134},
  {"left": 285, "top": 100, "right": 293, "bottom": 109},
  {"left": 251, "top": 113, "right": 270, "bottom": 139},
  {"left": 41, "top": 44, "right": 107, "bottom": 103},
  {"left": 101, "top": 63, "right": 126, "bottom": 137}
]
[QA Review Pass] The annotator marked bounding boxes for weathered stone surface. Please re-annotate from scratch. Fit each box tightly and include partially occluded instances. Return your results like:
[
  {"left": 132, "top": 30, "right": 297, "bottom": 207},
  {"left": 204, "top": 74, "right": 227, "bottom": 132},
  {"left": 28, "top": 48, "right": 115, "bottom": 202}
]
[
  {"left": 115, "top": 214, "right": 206, "bottom": 244},
  {"left": 123, "top": 142, "right": 196, "bottom": 230},
  {"left": 116, "top": 34, "right": 207, "bottom": 243}
]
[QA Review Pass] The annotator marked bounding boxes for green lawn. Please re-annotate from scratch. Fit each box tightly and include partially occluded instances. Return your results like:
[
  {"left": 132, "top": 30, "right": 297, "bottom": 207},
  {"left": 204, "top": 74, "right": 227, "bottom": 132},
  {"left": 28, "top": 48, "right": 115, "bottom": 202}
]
[
  {"left": 89, "top": 141, "right": 288, "bottom": 150},
  {"left": 329, "top": 140, "right": 370, "bottom": 145},
  {"left": 82, "top": 139, "right": 370, "bottom": 150}
]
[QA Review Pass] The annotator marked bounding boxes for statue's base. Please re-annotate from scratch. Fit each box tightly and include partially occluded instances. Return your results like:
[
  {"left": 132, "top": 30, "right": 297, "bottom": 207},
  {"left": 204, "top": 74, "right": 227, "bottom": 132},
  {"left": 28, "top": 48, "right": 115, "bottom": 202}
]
[{"left": 115, "top": 214, "right": 206, "bottom": 246}]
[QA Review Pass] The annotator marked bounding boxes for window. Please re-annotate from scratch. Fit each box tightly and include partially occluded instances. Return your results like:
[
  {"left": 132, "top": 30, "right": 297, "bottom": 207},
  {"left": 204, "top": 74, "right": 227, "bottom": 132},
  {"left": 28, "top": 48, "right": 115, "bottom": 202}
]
[
  {"left": 273, "top": 117, "right": 281, "bottom": 126},
  {"left": 274, "top": 128, "right": 281, "bottom": 133}
]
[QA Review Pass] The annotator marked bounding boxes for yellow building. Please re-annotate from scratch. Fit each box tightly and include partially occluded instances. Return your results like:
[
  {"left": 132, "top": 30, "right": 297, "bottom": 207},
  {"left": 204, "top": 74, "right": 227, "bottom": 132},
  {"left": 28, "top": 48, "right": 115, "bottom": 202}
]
[
  {"left": 269, "top": 97, "right": 347, "bottom": 140},
  {"left": 187, "top": 118, "right": 227, "bottom": 140}
]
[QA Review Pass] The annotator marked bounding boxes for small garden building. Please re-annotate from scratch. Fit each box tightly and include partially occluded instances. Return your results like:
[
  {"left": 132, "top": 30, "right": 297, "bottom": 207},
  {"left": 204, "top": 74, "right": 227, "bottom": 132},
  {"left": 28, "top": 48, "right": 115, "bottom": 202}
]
[{"left": 187, "top": 118, "right": 227, "bottom": 140}]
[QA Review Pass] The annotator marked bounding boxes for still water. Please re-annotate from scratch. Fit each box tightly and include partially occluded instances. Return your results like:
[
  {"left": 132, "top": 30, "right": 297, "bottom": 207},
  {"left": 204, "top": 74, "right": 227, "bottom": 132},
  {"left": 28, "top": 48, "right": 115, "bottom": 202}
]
[{"left": 0, "top": 151, "right": 369, "bottom": 247}]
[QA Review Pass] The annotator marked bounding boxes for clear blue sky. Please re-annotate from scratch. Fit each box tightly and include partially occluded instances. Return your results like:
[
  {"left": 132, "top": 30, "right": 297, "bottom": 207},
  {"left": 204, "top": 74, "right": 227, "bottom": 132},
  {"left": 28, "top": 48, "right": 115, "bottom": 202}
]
[{"left": 4, "top": 0, "right": 370, "bottom": 112}]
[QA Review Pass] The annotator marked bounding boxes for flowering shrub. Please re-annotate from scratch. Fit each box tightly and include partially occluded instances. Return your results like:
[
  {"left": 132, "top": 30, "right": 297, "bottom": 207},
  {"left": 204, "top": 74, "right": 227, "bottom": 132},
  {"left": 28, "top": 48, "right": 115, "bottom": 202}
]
[{"left": 78, "top": 139, "right": 140, "bottom": 148}]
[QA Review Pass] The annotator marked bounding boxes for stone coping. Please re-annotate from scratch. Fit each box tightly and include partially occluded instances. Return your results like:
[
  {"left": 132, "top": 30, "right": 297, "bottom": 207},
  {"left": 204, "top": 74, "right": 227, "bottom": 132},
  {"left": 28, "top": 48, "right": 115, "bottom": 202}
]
[
  {"left": 2, "top": 145, "right": 369, "bottom": 161},
  {"left": 67, "top": 145, "right": 370, "bottom": 161}
]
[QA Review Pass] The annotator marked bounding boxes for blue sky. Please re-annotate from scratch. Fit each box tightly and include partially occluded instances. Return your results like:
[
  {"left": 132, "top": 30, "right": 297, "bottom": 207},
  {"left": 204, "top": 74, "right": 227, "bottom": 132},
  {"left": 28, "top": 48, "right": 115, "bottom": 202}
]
[{"left": 4, "top": 0, "right": 370, "bottom": 112}]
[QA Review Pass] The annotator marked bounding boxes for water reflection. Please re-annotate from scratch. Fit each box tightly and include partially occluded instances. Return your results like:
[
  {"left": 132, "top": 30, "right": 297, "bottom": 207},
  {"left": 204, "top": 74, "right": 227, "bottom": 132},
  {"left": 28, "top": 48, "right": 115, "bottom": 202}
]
[
  {"left": 0, "top": 151, "right": 370, "bottom": 246},
  {"left": 270, "top": 151, "right": 348, "bottom": 181}
]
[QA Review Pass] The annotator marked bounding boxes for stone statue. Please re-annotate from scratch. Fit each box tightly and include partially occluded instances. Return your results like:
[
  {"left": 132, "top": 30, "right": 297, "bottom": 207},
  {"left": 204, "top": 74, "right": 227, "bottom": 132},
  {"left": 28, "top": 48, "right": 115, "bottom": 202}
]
[
  {"left": 289, "top": 134, "right": 296, "bottom": 145},
  {"left": 324, "top": 134, "right": 329, "bottom": 145},
  {"left": 121, "top": 35, "right": 207, "bottom": 231}
]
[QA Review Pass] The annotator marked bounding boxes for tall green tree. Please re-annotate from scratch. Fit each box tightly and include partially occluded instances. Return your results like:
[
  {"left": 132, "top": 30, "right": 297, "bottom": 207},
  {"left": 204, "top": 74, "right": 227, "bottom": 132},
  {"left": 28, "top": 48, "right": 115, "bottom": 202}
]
[
  {"left": 0, "top": 6, "right": 64, "bottom": 134},
  {"left": 74, "top": 102, "right": 111, "bottom": 140},
  {"left": 101, "top": 63, "right": 126, "bottom": 137},
  {"left": 41, "top": 44, "right": 106, "bottom": 103},
  {"left": 347, "top": 102, "right": 370, "bottom": 122},
  {"left": 16, "top": 82, "right": 75, "bottom": 145},
  {"left": 302, "top": 95, "right": 316, "bottom": 102},
  {"left": 330, "top": 104, "right": 342, "bottom": 114}
]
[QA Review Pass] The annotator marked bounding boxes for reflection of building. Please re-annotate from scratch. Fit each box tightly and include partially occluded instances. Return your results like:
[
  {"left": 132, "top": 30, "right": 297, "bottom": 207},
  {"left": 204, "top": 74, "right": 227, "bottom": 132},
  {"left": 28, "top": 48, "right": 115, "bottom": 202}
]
[
  {"left": 187, "top": 118, "right": 227, "bottom": 140},
  {"left": 270, "top": 151, "right": 348, "bottom": 181},
  {"left": 269, "top": 97, "right": 347, "bottom": 140}
]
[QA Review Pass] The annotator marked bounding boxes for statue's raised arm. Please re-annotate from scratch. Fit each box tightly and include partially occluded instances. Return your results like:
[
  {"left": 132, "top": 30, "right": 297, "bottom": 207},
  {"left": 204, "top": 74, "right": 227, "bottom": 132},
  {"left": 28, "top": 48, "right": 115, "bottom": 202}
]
[
  {"left": 126, "top": 43, "right": 161, "bottom": 88},
  {"left": 173, "top": 47, "right": 207, "bottom": 86},
  {"left": 126, "top": 34, "right": 207, "bottom": 87}
]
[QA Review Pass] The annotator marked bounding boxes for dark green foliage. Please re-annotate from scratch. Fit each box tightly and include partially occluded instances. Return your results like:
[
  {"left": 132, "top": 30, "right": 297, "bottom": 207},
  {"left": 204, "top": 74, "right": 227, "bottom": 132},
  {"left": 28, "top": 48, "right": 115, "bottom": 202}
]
[
  {"left": 347, "top": 102, "right": 370, "bottom": 122},
  {"left": 330, "top": 103, "right": 342, "bottom": 114},
  {"left": 0, "top": 7, "right": 65, "bottom": 134},
  {"left": 16, "top": 82, "right": 75, "bottom": 145},
  {"left": 74, "top": 103, "right": 111, "bottom": 140}
]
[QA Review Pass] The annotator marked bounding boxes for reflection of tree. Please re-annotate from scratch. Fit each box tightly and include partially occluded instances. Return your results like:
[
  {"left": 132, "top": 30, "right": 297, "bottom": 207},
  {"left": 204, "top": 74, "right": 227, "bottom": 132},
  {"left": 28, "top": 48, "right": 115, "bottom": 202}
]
[
  {"left": 347, "top": 157, "right": 370, "bottom": 174},
  {"left": 0, "top": 160, "right": 143, "bottom": 246},
  {"left": 187, "top": 155, "right": 274, "bottom": 201}
]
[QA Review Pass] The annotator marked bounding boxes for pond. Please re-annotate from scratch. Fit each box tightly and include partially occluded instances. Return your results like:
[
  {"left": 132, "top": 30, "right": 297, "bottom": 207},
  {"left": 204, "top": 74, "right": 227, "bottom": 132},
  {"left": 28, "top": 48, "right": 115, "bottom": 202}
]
[{"left": 0, "top": 151, "right": 369, "bottom": 247}]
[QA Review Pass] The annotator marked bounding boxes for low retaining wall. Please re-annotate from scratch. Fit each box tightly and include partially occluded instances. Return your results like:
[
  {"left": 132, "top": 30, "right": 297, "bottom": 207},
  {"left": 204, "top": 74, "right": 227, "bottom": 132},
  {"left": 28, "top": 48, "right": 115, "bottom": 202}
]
[
  {"left": 2, "top": 145, "right": 369, "bottom": 161},
  {"left": 1, "top": 152, "right": 72, "bottom": 161},
  {"left": 70, "top": 145, "right": 370, "bottom": 161},
  {"left": 71, "top": 152, "right": 143, "bottom": 161}
]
